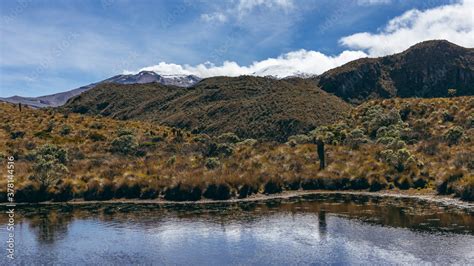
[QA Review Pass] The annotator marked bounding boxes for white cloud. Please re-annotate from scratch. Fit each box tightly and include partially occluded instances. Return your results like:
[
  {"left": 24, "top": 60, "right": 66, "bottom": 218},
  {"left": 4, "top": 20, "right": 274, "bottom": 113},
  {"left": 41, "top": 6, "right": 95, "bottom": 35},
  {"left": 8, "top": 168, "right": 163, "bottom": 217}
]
[
  {"left": 356, "top": 0, "right": 391, "bottom": 5},
  {"left": 200, "top": 12, "right": 227, "bottom": 23},
  {"left": 340, "top": 0, "right": 474, "bottom": 56},
  {"left": 237, "top": 0, "right": 294, "bottom": 13},
  {"left": 128, "top": 0, "right": 473, "bottom": 79},
  {"left": 124, "top": 49, "right": 367, "bottom": 78},
  {"left": 200, "top": 0, "right": 295, "bottom": 24}
]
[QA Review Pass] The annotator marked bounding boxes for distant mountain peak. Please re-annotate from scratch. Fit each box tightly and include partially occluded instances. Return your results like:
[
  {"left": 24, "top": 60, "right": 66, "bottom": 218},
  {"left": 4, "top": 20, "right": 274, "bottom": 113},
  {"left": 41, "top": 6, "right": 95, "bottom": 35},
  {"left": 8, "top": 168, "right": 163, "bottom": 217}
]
[{"left": 0, "top": 71, "right": 202, "bottom": 108}]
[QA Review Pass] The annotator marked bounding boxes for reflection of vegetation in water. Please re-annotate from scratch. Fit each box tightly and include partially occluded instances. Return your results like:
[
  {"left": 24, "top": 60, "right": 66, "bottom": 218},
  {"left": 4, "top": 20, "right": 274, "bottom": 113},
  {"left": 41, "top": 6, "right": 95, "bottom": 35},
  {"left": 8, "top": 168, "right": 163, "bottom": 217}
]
[
  {"left": 21, "top": 206, "right": 75, "bottom": 244},
  {"left": 0, "top": 195, "right": 472, "bottom": 245}
]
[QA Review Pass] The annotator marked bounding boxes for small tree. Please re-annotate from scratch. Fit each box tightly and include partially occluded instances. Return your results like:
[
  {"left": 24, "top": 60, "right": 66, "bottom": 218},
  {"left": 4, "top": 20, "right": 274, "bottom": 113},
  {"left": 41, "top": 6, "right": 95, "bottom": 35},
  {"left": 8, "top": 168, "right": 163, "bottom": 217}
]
[
  {"left": 32, "top": 144, "right": 69, "bottom": 191},
  {"left": 447, "top": 88, "right": 457, "bottom": 97}
]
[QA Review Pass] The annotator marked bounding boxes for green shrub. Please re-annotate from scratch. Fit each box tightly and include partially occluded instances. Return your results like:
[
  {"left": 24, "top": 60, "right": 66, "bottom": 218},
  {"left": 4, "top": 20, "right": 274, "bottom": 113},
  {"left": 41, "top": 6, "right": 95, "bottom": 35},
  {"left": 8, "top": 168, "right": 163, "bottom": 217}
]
[
  {"left": 88, "top": 132, "right": 106, "bottom": 142},
  {"left": 59, "top": 125, "right": 72, "bottom": 136},
  {"left": 345, "top": 128, "right": 368, "bottom": 149},
  {"left": 89, "top": 122, "right": 104, "bottom": 129},
  {"left": 110, "top": 134, "right": 137, "bottom": 155},
  {"left": 237, "top": 138, "right": 258, "bottom": 146},
  {"left": 117, "top": 128, "right": 135, "bottom": 137},
  {"left": 217, "top": 132, "right": 241, "bottom": 143},
  {"left": 379, "top": 148, "right": 417, "bottom": 172},
  {"left": 207, "top": 142, "right": 234, "bottom": 157},
  {"left": 444, "top": 126, "right": 463, "bottom": 145},
  {"left": 205, "top": 157, "right": 220, "bottom": 169},
  {"left": 287, "top": 134, "right": 312, "bottom": 146},
  {"left": 10, "top": 131, "right": 25, "bottom": 139},
  {"left": 442, "top": 111, "right": 454, "bottom": 122},
  {"left": 32, "top": 144, "right": 69, "bottom": 190}
]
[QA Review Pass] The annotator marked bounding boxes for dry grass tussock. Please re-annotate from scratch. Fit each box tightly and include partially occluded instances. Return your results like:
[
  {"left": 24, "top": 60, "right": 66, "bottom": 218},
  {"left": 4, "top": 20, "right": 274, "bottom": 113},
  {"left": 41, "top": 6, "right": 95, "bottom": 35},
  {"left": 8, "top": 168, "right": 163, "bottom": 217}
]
[{"left": 0, "top": 96, "right": 472, "bottom": 202}]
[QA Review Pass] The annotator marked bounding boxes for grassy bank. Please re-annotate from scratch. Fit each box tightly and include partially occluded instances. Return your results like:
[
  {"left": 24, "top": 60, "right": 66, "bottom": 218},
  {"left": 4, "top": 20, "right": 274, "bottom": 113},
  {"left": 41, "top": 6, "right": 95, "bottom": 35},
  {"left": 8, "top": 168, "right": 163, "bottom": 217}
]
[{"left": 0, "top": 96, "right": 473, "bottom": 203}]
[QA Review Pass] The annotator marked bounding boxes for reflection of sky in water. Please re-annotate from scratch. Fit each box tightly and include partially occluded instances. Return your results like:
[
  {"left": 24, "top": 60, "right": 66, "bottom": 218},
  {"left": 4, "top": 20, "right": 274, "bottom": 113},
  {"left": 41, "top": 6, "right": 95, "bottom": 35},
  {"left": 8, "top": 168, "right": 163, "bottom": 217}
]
[{"left": 7, "top": 212, "right": 473, "bottom": 264}]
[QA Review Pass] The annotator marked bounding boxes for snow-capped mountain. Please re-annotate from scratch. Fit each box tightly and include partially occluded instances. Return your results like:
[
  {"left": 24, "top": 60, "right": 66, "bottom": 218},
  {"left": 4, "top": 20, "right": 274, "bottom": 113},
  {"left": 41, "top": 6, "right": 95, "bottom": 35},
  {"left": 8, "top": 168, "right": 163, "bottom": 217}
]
[{"left": 0, "top": 71, "right": 201, "bottom": 108}]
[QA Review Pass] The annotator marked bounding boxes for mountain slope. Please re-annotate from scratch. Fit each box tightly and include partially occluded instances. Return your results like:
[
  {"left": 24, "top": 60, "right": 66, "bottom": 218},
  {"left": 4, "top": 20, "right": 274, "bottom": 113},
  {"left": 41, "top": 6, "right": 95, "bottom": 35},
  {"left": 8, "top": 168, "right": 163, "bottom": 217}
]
[
  {"left": 63, "top": 76, "right": 351, "bottom": 141},
  {"left": 314, "top": 40, "right": 474, "bottom": 103},
  {"left": 0, "top": 71, "right": 200, "bottom": 108}
]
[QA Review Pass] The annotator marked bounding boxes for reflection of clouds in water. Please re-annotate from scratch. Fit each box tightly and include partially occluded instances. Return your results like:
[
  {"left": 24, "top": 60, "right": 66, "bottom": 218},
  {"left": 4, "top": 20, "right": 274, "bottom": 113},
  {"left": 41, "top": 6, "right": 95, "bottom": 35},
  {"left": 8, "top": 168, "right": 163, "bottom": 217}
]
[{"left": 6, "top": 195, "right": 474, "bottom": 264}]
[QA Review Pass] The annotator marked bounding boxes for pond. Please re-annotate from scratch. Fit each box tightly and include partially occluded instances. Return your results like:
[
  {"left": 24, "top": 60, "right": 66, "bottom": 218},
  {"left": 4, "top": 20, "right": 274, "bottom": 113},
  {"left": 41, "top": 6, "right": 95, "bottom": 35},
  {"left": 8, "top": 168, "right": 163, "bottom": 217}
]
[{"left": 1, "top": 194, "right": 473, "bottom": 264}]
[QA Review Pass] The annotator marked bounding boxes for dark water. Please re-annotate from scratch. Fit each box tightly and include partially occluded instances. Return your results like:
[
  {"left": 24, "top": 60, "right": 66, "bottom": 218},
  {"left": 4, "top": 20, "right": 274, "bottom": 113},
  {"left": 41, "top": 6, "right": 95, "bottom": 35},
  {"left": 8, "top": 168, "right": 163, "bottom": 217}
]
[{"left": 1, "top": 194, "right": 473, "bottom": 265}]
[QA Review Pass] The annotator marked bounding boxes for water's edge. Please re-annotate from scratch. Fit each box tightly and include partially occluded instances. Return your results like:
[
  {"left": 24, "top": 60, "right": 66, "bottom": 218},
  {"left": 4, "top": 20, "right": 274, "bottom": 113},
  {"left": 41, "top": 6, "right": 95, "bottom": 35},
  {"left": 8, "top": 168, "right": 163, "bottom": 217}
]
[{"left": 3, "top": 190, "right": 473, "bottom": 212}]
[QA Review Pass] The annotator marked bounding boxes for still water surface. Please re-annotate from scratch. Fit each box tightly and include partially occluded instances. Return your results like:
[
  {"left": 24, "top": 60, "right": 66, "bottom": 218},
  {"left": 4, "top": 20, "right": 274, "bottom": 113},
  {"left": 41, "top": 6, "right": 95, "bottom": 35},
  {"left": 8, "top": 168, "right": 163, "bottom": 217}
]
[{"left": 1, "top": 194, "right": 473, "bottom": 265}]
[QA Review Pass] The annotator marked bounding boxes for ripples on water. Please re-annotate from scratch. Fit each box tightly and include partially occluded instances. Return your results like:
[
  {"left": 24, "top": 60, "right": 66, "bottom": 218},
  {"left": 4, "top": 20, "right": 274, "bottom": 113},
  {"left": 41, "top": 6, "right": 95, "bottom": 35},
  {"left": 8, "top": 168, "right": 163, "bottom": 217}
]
[{"left": 0, "top": 194, "right": 473, "bottom": 264}]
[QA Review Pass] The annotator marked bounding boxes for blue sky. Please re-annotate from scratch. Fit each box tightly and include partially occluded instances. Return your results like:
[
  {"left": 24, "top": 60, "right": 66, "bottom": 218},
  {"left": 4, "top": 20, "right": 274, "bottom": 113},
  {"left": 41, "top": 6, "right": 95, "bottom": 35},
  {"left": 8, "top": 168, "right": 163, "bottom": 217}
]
[{"left": 0, "top": 0, "right": 473, "bottom": 97}]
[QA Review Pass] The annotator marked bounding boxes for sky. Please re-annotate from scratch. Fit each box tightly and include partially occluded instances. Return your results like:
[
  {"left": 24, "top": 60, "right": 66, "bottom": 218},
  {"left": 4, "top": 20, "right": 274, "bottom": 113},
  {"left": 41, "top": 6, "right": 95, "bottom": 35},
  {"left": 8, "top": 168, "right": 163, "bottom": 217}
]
[{"left": 0, "top": 0, "right": 473, "bottom": 97}]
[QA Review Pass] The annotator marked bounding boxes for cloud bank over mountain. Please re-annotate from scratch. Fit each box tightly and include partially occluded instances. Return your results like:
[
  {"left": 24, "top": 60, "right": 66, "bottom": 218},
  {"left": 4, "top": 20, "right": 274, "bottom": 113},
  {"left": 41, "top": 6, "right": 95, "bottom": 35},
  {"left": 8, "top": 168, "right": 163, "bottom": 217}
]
[
  {"left": 126, "top": 0, "right": 474, "bottom": 78},
  {"left": 125, "top": 50, "right": 368, "bottom": 78}
]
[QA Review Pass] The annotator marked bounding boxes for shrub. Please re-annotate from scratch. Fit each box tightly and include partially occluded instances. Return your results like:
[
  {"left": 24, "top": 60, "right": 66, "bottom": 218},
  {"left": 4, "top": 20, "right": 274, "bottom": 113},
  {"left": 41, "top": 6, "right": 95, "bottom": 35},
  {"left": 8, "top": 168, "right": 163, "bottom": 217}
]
[
  {"left": 286, "top": 134, "right": 312, "bottom": 146},
  {"left": 115, "top": 179, "right": 140, "bottom": 199},
  {"left": 444, "top": 126, "right": 463, "bottom": 145},
  {"left": 59, "top": 125, "right": 71, "bottom": 136},
  {"left": 45, "top": 120, "right": 55, "bottom": 132},
  {"left": 217, "top": 132, "right": 241, "bottom": 143},
  {"left": 264, "top": 180, "right": 283, "bottom": 194},
  {"left": 237, "top": 138, "right": 258, "bottom": 146},
  {"left": 140, "top": 186, "right": 159, "bottom": 199},
  {"left": 164, "top": 183, "right": 202, "bottom": 201},
  {"left": 16, "top": 181, "right": 42, "bottom": 202},
  {"left": 88, "top": 132, "right": 106, "bottom": 142},
  {"left": 436, "top": 171, "right": 463, "bottom": 195},
  {"left": 301, "top": 177, "right": 324, "bottom": 190},
  {"left": 205, "top": 157, "right": 220, "bottom": 169},
  {"left": 238, "top": 184, "right": 258, "bottom": 198},
  {"left": 32, "top": 144, "right": 69, "bottom": 190},
  {"left": 110, "top": 134, "right": 137, "bottom": 155},
  {"left": 203, "top": 183, "right": 232, "bottom": 200},
  {"left": 350, "top": 176, "right": 370, "bottom": 190},
  {"left": 206, "top": 142, "right": 234, "bottom": 157},
  {"left": 310, "top": 123, "right": 349, "bottom": 145},
  {"left": 50, "top": 179, "right": 75, "bottom": 201},
  {"left": 345, "top": 128, "right": 368, "bottom": 149},
  {"left": 117, "top": 128, "right": 134, "bottom": 136},
  {"left": 442, "top": 111, "right": 454, "bottom": 122},
  {"left": 10, "top": 131, "right": 25, "bottom": 139},
  {"left": 84, "top": 179, "right": 100, "bottom": 200},
  {"left": 455, "top": 175, "right": 474, "bottom": 201},
  {"left": 89, "top": 122, "right": 104, "bottom": 129},
  {"left": 379, "top": 148, "right": 417, "bottom": 172},
  {"left": 447, "top": 88, "right": 457, "bottom": 97}
]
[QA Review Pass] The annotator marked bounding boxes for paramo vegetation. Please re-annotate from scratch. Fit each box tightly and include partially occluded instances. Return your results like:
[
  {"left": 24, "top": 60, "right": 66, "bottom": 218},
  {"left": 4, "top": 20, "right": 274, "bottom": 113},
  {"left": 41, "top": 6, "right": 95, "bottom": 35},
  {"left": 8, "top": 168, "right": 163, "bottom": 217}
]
[{"left": 0, "top": 96, "right": 472, "bottom": 202}]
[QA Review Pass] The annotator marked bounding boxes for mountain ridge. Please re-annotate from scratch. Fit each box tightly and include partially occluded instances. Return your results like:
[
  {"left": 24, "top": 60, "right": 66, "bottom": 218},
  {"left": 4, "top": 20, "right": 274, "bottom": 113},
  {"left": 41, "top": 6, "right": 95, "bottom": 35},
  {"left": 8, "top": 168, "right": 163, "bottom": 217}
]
[
  {"left": 314, "top": 40, "right": 474, "bottom": 103},
  {"left": 0, "top": 71, "right": 201, "bottom": 108},
  {"left": 62, "top": 76, "right": 352, "bottom": 141}
]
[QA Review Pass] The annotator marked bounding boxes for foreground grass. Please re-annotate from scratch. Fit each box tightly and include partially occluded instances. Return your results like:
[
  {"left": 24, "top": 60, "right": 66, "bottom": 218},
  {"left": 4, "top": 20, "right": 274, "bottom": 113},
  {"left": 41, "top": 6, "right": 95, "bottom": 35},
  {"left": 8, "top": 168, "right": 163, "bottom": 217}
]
[{"left": 0, "top": 97, "right": 472, "bottom": 202}]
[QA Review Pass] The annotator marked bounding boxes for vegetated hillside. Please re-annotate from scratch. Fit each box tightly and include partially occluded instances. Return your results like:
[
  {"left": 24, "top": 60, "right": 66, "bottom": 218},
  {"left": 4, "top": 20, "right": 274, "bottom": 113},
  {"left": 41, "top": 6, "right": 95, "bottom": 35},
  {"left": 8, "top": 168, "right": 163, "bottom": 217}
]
[
  {"left": 0, "top": 97, "right": 472, "bottom": 203},
  {"left": 62, "top": 76, "right": 352, "bottom": 141},
  {"left": 314, "top": 40, "right": 474, "bottom": 103},
  {"left": 0, "top": 71, "right": 200, "bottom": 108}
]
